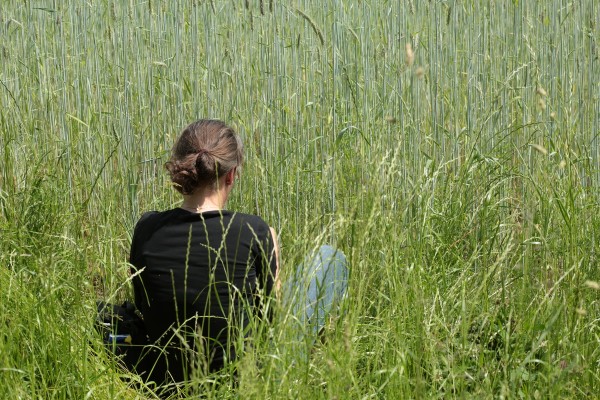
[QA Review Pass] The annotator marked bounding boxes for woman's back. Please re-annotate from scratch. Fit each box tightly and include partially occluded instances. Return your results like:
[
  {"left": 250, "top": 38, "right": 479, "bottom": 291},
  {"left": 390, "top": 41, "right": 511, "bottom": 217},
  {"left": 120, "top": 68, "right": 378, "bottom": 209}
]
[
  {"left": 127, "top": 119, "right": 279, "bottom": 386},
  {"left": 130, "top": 208, "right": 276, "bottom": 381}
]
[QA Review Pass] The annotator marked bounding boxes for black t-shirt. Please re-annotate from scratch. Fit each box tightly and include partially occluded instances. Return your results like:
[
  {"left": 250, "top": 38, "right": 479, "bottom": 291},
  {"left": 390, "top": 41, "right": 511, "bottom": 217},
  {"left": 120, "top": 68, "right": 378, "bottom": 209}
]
[{"left": 129, "top": 208, "right": 276, "bottom": 380}]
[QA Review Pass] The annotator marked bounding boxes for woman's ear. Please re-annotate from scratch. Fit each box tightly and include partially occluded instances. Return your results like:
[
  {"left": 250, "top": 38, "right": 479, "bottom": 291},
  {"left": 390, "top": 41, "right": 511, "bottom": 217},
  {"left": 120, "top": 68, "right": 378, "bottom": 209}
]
[{"left": 225, "top": 168, "right": 236, "bottom": 185}]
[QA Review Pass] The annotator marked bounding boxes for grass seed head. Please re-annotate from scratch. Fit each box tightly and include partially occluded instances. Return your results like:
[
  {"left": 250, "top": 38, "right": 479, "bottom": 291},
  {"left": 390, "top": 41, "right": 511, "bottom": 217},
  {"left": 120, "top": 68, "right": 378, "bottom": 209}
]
[
  {"left": 415, "top": 66, "right": 425, "bottom": 79},
  {"left": 538, "top": 98, "right": 547, "bottom": 110},
  {"left": 584, "top": 280, "right": 600, "bottom": 290},
  {"left": 405, "top": 43, "right": 415, "bottom": 66},
  {"left": 559, "top": 159, "right": 567, "bottom": 169},
  {"left": 531, "top": 144, "right": 548, "bottom": 155},
  {"left": 536, "top": 86, "right": 548, "bottom": 96}
]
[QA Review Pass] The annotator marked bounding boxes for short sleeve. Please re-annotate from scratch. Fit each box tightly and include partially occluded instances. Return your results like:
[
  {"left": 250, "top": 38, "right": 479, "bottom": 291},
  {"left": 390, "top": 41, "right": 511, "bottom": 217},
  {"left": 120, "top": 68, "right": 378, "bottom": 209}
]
[
  {"left": 129, "top": 211, "right": 159, "bottom": 310},
  {"left": 253, "top": 219, "right": 278, "bottom": 297}
]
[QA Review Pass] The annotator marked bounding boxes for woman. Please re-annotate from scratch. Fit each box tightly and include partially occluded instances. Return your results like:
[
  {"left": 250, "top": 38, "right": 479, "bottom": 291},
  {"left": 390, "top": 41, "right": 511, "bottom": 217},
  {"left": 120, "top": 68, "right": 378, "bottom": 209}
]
[
  {"left": 129, "top": 119, "right": 278, "bottom": 385},
  {"left": 128, "top": 119, "right": 347, "bottom": 388}
]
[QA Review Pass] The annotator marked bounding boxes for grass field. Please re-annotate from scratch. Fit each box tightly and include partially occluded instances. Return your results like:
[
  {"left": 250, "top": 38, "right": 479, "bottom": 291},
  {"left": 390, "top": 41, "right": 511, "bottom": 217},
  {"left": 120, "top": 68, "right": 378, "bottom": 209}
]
[{"left": 1, "top": 0, "right": 599, "bottom": 398}]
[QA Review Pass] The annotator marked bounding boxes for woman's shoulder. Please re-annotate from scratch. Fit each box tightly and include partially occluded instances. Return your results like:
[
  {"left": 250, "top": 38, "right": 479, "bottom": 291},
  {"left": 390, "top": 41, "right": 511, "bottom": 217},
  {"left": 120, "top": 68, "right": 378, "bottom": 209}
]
[
  {"left": 223, "top": 211, "right": 270, "bottom": 232},
  {"left": 137, "top": 210, "right": 160, "bottom": 224},
  {"left": 227, "top": 211, "right": 268, "bottom": 223},
  {"left": 133, "top": 208, "right": 184, "bottom": 233}
]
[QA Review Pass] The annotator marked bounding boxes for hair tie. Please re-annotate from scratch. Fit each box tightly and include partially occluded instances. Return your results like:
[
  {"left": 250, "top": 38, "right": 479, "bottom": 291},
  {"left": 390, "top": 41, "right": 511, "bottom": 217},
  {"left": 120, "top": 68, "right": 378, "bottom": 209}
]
[{"left": 195, "top": 149, "right": 212, "bottom": 172}]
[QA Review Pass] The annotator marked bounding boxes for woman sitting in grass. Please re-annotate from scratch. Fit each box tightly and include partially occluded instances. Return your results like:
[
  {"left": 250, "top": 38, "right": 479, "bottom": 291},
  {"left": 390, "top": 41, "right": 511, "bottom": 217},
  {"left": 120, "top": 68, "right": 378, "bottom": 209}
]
[{"left": 128, "top": 119, "right": 347, "bottom": 391}]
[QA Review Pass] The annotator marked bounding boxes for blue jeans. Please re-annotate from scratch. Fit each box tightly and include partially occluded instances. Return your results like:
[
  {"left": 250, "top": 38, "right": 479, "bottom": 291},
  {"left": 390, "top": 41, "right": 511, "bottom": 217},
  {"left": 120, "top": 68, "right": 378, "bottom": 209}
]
[{"left": 283, "top": 245, "right": 349, "bottom": 340}]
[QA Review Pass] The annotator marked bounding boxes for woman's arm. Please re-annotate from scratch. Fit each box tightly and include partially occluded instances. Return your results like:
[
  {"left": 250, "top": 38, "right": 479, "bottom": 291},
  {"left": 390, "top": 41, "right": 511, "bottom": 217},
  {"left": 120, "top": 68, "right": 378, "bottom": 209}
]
[{"left": 269, "top": 226, "right": 281, "bottom": 295}]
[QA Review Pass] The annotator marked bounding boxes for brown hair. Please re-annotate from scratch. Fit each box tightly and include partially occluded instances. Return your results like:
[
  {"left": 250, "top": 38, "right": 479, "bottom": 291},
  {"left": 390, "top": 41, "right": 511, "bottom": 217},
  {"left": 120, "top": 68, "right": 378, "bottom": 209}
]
[{"left": 165, "top": 119, "right": 243, "bottom": 194}]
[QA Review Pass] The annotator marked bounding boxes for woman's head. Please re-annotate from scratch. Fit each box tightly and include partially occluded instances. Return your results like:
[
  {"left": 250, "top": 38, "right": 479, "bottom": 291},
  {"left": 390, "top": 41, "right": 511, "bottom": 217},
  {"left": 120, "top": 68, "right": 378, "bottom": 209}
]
[{"left": 165, "top": 119, "right": 243, "bottom": 195}]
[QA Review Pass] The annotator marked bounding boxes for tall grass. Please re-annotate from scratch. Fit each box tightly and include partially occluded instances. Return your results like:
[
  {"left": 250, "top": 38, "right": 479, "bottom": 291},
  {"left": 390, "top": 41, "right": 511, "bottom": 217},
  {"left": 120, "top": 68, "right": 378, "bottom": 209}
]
[{"left": 1, "top": 0, "right": 599, "bottom": 398}]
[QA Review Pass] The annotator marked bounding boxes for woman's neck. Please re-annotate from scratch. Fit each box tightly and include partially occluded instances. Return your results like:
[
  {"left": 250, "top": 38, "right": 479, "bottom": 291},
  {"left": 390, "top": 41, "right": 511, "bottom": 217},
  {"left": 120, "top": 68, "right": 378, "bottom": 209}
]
[
  {"left": 180, "top": 201, "right": 221, "bottom": 213},
  {"left": 180, "top": 186, "right": 227, "bottom": 213}
]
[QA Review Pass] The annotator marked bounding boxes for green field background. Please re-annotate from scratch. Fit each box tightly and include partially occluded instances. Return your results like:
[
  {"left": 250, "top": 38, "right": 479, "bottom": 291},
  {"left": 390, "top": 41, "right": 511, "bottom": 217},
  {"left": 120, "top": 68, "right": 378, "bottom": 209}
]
[{"left": 1, "top": 1, "right": 599, "bottom": 398}]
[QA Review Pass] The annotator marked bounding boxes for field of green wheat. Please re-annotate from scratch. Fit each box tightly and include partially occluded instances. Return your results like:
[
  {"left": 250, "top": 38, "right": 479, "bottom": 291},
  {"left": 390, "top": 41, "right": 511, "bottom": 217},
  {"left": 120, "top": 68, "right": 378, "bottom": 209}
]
[{"left": 1, "top": 1, "right": 599, "bottom": 398}]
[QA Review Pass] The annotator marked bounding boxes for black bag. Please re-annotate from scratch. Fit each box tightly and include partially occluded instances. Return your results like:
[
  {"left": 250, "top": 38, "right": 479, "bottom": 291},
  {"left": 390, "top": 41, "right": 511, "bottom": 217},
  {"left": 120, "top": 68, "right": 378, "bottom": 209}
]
[{"left": 96, "top": 301, "right": 149, "bottom": 371}]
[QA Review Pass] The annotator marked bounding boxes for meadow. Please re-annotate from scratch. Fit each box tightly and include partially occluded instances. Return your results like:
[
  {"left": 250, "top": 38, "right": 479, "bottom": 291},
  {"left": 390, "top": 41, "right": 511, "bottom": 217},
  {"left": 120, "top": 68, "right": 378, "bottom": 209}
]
[{"left": 1, "top": 0, "right": 599, "bottom": 398}]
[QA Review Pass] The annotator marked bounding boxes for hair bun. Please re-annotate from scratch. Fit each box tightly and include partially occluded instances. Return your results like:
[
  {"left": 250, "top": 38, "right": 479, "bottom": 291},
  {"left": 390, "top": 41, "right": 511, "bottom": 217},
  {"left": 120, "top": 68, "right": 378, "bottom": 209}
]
[
  {"left": 166, "top": 119, "right": 244, "bottom": 194},
  {"left": 165, "top": 153, "right": 200, "bottom": 195}
]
